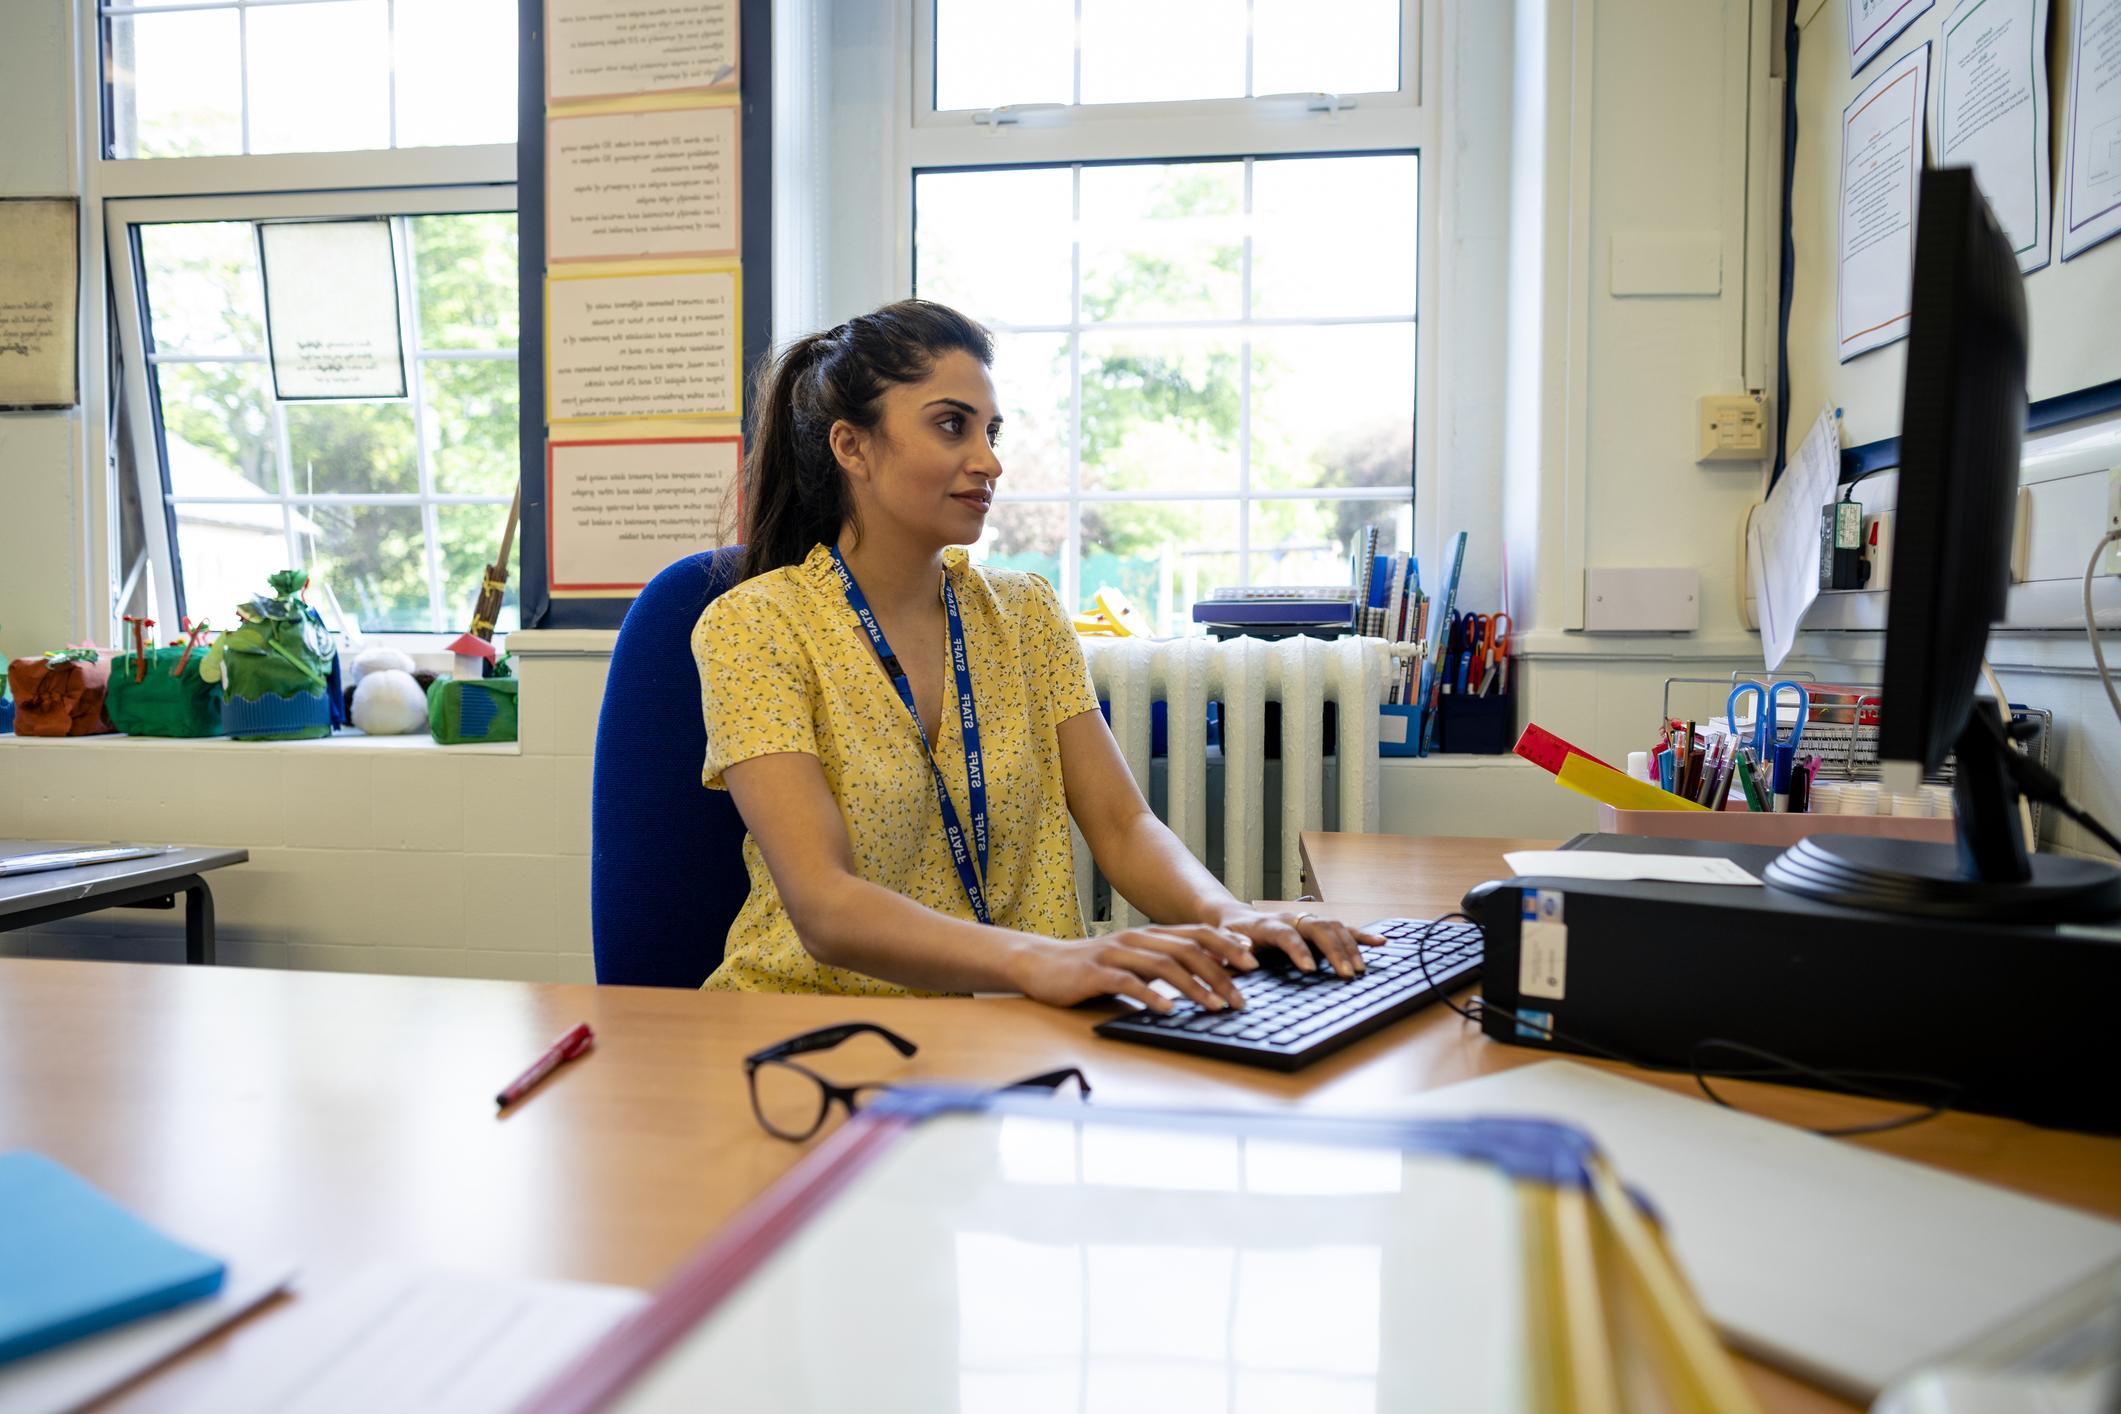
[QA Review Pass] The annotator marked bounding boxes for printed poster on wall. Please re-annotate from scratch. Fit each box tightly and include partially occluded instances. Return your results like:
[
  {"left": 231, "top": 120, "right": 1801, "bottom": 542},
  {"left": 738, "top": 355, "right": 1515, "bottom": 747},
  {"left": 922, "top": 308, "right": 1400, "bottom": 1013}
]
[
  {"left": 1933, "top": 0, "right": 2050, "bottom": 275},
  {"left": 546, "top": 0, "right": 739, "bottom": 102},
  {"left": 2060, "top": 0, "right": 2121, "bottom": 260},
  {"left": 546, "top": 267, "right": 741, "bottom": 422},
  {"left": 547, "top": 435, "right": 742, "bottom": 591},
  {"left": 1849, "top": 0, "right": 1935, "bottom": 76},
  {"left": 259, "top": 219, "right": 408, "bottom": 400},
  {"left": 1838, "top": 44, "right": 1931, "bottom": 361},
  {"left": 547, "top": 106, "right": 740, "bottom": 262},
  {"left": 0, "top": 198, "right": 78, "bottom": 410}
]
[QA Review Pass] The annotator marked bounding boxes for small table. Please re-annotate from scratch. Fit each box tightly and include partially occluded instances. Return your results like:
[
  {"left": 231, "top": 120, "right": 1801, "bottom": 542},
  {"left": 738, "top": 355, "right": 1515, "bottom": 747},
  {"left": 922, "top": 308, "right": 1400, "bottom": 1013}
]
[
  {"left": 0, "top": 841, "right": 247, "bottom": 964},
  {"left": 1296, "top": 830, "right": 1555, "bottom": 909}
]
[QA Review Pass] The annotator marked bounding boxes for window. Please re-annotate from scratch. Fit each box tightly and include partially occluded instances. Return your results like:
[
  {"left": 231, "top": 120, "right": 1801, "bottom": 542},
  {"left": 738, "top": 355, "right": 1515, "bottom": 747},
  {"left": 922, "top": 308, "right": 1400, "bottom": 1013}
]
[
  {"left": 103, "top": 0, "right": 517, "bottom": 158},
  {"left": 97, "top": 0, "right": 519, "bottom": 644},
  {"left": 910, "top": 2, "right": 1427, "bottom": 634},
  {"left": 138, "top": 210, "right": 520, "bottom": 633}
]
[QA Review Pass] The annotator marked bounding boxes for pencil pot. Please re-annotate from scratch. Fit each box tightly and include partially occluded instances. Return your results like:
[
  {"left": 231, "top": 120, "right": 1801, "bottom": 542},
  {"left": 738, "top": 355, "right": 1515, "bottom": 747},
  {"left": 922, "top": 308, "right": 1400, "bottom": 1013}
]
[
  {"left": 105, "top": 648, "right": 225, "bottom": 738},
  {"left": 1439, "top": 687, "right": 1515, "bottom": 754},
  {"left": 428, "top": 677, "right": 518, "bottom": 745},
  {"left": 1379, "top": 703, "right": 1421, "bottom": 758},
  {"left": 6, "top": 654, "right": 114, "bottom": 737}
]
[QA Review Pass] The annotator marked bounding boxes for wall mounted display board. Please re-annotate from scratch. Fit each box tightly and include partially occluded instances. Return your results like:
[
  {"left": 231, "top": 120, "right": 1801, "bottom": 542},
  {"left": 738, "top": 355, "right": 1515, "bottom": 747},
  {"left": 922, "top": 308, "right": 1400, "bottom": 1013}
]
[
  {"left": 1784, "top": 0, "right": 2121, "bottom": 478},
  {"left": 518, "top": 0, "right": 771, "bottom": 628},
  {"left": 0, "top": 198, "right": 80, "bottom": 411}
]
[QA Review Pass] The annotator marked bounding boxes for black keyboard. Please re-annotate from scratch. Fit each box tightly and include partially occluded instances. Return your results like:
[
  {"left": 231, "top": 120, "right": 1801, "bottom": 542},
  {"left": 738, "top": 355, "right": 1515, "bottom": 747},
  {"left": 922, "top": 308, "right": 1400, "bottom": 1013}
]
[{"left": 1093, "top": 918, "right": 1484, "bottom": 1070}]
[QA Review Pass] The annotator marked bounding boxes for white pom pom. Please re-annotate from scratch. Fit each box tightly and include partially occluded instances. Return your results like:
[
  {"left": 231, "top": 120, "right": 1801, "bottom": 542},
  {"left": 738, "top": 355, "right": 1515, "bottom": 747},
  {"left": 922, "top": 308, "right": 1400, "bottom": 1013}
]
[
  {"left": 351, "top": 669, "right": 430, "bottom": 736},
  {"left": 351, "top": 647, "right": 418, "bottom": 683}
]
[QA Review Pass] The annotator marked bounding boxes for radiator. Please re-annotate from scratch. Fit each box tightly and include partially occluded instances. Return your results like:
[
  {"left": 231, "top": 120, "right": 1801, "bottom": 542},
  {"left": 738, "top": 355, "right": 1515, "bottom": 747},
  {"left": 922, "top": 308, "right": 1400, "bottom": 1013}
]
[{"left": 1076, "top": 635, "right": 1395, "bottom": 925}]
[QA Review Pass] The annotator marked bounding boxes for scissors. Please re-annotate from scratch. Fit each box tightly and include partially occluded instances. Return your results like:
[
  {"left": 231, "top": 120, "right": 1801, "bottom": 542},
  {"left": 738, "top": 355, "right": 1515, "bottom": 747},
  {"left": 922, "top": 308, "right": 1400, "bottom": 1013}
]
[
  {"left": 1456, "top": 613, "right": 1487, "bottom": 692},
  {"left": 1485, "top": 613, "right": 1513, "bottom": 695},
  {"left": 1726, "top": 680, "right": 1810, "bottom": 761}
]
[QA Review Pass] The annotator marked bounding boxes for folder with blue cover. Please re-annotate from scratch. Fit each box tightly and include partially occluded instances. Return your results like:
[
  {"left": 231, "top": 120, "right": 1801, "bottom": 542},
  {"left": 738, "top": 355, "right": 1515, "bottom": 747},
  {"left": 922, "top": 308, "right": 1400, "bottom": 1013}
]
[{"left": 0, "top": 1152, "right": 226, "bottom": 1365}]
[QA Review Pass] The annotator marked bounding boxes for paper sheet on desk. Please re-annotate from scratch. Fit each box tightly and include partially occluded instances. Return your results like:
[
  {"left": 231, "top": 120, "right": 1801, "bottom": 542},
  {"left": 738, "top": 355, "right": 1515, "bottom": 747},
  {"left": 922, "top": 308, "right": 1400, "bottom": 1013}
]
[
  {"left": 1503, "top": 850, "right": 1763, "bottom": 885},
  {"left": 191, "top": 1264, "right": 646, "bottom": 1414},
  {"left": 1748, "top": 404, "right": 1840, "bottom": 670}
]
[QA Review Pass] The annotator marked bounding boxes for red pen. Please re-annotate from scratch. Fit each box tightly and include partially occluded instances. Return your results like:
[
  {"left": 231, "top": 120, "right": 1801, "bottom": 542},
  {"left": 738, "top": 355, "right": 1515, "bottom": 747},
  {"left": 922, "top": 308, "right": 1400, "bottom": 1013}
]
[{"left": 495, "top": 1023, "right": 594, "bottom": 1109}]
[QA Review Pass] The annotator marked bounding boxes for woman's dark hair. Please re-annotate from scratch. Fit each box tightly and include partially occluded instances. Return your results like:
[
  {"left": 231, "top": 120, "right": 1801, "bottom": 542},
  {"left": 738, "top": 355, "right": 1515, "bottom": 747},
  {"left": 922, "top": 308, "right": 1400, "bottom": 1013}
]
[{"left": 739, "top": 299, "right": 993, "bottom": 581}]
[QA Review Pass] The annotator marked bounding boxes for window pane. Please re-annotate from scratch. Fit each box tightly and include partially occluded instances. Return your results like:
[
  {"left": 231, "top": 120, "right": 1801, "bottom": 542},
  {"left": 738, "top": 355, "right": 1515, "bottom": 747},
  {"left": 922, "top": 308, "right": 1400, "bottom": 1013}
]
[
  {"left": 394, "top": 0, "right": 517, "bottom": 148},
  {"left": 285, "top": 401, "right": 418, "bottom": 496},
  {"left": 933, "top": 0, "right": 1073, "bottom": 112},
  {"left": 914, "top": 169, "right": 1073, "bottom": 326},
  {"left": 1079, "top": 0, "right": 1245, "bottom": 105},
  {"left": 247, "top": 1, "right": 391, "bottom": 155},
  {"left": 1247, "top": 498, "right": 1408, "bottom": 589},
  {"left": 174, "top": 503, "right": 291, "bottom": 624},
  {"left": 140, "top": 223, "right": 266, "bottom": 356},
  {"left": 1081, "top": 163, "right": 1242, "bottom": 324},
  {"left": 1251, "top": 155, "right": 1419, "bottom": 318},
  {"left": 991, "top": 330, "right": 1069, "bottom": 494},
  {"left": 1250, "top": 324, "right": 1414, "bottom": 491},
  {"left": 1079, "top": 331, "right": 1242, "bottom": 493},
  {"left": 971, "top": 502, "right": 1064, "bottom": 592},
  {"left": 1083, "top": 501, "right": 1239, "bottom": 633},
  {"left": 299, "top": 502, "right": 433, "bottom": 630},
  {"left": 436, "top": 503, "right": 521, "bottom": 635},
  {"left": 108, "top": 9, "right": 243, "bottom": 159},
  {"left": 1252, "top": 0, "right": 1402, "bottom": 97},
  {"left": 423, "top": 360, "right": 520, "bottom": 496},
  {"left": 157, "top": 362, "right": 278, "bottom": 497},
  {"left": 412, "top": 213, "right": 521, "bottom": 351}
]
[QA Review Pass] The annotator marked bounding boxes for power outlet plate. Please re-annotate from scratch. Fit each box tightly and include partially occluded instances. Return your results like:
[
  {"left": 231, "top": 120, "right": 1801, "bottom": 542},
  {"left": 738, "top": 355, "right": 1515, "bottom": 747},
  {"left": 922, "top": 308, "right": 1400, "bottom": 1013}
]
[{"left": 2106, "top": 467, "right": 2121, "bottom": 576}]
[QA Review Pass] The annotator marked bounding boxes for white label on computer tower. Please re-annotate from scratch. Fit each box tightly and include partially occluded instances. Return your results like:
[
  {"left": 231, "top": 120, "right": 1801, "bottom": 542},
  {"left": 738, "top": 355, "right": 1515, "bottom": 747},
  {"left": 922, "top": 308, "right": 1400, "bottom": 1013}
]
[{"left": 1520, "top": 889, "right": 1568, "bottom": 1000}]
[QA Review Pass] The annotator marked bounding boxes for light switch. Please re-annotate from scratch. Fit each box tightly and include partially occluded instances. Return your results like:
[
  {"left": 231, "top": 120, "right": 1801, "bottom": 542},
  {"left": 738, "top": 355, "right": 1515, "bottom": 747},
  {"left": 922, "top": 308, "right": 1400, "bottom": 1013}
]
[{"left": 1698, "top": 393, "right": 1769, "bottom": 462}]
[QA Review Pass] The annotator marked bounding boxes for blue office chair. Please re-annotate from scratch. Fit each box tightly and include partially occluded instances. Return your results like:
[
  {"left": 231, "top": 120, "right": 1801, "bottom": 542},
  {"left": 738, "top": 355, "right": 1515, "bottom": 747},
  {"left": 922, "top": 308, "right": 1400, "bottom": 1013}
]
[{"left": 590, "top": 546, "right": 751, "bottom": 987}]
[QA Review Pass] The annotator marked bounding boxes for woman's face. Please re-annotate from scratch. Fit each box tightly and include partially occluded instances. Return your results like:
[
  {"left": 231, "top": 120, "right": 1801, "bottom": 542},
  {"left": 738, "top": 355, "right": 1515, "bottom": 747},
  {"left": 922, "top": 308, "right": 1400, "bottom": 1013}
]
[{"left": 837, "top": 349, "right": 1004, "bottom": 552}]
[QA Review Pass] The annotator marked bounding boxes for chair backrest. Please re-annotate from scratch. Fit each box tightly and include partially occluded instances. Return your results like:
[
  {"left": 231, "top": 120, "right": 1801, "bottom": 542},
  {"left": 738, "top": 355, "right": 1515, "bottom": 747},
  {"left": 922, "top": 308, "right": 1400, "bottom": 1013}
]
[{"left": 590, "top": 546, "right": 749, "bottom": 987}]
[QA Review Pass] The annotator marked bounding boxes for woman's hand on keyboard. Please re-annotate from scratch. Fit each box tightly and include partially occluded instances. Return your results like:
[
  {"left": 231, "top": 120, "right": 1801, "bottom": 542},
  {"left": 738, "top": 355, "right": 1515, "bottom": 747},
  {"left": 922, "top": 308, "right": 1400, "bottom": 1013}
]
[
  {"left": 1201, "top": 907, "right": 1382, "bottom": 980},
  {"left": 1007, "top": 926, "right": 1261, "bottom": 1014}
]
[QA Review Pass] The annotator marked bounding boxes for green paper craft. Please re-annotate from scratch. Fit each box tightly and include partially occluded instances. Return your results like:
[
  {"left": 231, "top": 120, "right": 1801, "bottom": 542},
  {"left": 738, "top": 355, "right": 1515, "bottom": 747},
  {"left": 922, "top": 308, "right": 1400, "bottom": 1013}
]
[
  {"left": 202, "top": 570, "right": 338, "bottom": 740},
  {"left": 105, "top": 647, "right": 225, "bottom": 738},
  {"left": 427, "top": 677, "right": 518, "bottom": 745}
]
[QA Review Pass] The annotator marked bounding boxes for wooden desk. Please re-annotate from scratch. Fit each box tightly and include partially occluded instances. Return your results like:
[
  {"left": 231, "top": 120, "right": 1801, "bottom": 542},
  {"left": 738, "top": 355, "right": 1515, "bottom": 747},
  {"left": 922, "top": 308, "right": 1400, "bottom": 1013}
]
[
  {"left": 0, "top": 840, "right": 245, "bottom": 964},
  {"left": 1296, "top": 830, "right": 1553, "bottom": 909},
  {"left": 6, "top": 835, "right": 2117, "bottom": 1412}
]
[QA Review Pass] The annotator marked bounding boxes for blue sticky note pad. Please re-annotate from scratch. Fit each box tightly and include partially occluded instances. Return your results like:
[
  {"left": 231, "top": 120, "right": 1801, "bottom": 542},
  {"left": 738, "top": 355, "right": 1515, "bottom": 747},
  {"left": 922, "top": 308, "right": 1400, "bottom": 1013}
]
[{"left": 0, "top": 1152, "right": 226, "bottom": 1365}]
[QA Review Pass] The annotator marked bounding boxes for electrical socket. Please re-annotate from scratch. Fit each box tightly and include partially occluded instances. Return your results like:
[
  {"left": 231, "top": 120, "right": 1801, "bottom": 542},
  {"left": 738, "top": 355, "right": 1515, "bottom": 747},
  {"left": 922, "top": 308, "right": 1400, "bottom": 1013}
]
[{"left": 2107, "top": 467, "right": 2121, "bottom": 577}]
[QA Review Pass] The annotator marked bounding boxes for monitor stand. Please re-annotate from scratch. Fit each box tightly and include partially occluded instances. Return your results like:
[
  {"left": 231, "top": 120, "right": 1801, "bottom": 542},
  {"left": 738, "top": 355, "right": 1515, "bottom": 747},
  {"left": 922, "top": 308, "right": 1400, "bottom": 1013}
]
[{"left": 1763, "top": 708, "right": 2121, "bottom": 923}]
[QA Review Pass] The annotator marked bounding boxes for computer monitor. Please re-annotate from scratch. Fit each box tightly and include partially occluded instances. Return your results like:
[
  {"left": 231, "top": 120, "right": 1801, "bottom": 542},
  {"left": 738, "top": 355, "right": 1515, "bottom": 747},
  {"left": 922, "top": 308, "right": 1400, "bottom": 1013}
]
[{"left": 1764, "top": 168, "right": 2121, "bottom": 922}]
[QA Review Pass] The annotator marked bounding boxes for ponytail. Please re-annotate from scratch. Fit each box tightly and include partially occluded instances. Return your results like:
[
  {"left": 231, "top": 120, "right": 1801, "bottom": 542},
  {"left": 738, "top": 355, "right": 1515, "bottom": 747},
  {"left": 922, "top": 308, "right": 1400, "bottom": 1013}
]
[{"left": 738, "top": 299, "right": 993, "bottom": 582}]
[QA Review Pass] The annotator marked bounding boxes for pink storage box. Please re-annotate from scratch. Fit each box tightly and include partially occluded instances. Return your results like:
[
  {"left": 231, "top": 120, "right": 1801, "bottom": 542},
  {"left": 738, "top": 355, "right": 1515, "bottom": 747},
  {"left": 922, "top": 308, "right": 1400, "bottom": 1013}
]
[{"left": 1596, "top": 801, "right": 1957, "bottom": 848}]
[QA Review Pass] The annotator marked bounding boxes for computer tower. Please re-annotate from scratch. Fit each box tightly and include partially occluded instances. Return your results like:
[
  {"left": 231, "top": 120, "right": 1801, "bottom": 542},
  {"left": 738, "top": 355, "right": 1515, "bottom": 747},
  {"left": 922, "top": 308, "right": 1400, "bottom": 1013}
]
[{"left": 1462, "top": 836, "right": 2121, "bottom": 1133}]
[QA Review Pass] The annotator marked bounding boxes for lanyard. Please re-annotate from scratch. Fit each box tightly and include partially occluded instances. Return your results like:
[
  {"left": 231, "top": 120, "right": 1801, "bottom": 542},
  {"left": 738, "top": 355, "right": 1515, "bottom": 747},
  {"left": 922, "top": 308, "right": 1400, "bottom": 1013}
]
[{"left": 827, "top": 546, "right": 991, "bottom": 924}]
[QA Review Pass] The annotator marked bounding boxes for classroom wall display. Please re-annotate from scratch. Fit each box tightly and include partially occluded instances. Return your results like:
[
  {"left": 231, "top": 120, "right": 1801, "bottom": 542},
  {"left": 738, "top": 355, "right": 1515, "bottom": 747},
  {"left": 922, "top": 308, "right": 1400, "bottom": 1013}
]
[
  {"left": 0, "top": 198, "right": 80, "bottom": 411},
  {"left": 258, "top": 219, "right": 409, "bottom": 401},
  {"left": 547, "top": 105, "right": 741, "bottom": 263},
  {"left": 545, "top": 267, "right": 742, "bottom": 422},
  {"left": 518, "top": 0, "right": 771, "bottom": 629},
  {"left": 546, "top": 0, "right": 739, "bottom": 103},
  {"left": 2059, "top": 0, "right": 2121, "bottom": 260},
  {"left": 1850, "top": 0, "right": 1936, "bottom": 74},
  {"left": 1785, "top": 0, "right": 2121, "bottom": 470},
  {"left": 546, "top": 435, "right": 742, "bottom": 592}
]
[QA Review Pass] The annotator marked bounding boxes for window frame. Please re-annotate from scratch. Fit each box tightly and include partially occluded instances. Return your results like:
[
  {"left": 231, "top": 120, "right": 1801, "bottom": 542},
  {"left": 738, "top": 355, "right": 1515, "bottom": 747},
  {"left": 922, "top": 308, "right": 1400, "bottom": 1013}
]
[
  {"left": 900, "top": 0, "right": 1439, "bottom": 611},
  {"left": 79, "top": 0, "right": 517, "bottom": 650},
  {"left": 108, "top": 186, "right": 522, "bottom": 637}
]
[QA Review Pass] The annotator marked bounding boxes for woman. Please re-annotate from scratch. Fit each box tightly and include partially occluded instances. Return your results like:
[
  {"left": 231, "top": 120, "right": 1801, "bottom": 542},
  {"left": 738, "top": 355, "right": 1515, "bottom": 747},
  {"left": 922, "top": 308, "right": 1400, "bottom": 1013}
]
[{"left": 692, "top": 300, "right": 1379, "bottom": 1012}]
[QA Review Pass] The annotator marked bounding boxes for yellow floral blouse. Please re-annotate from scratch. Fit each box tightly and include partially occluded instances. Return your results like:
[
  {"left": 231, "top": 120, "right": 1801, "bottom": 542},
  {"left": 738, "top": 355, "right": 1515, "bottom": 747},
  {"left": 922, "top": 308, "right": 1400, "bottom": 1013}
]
[{"left": 690, "top": 543, "right": 1102, "bottom": 995}]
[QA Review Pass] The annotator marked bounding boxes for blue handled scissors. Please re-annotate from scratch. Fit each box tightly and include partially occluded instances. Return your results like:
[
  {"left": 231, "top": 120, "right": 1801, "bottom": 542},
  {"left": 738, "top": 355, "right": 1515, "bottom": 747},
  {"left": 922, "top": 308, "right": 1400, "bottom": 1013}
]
[{"left": 1726, "top": 680, "right": 1810, "bottom": 760}]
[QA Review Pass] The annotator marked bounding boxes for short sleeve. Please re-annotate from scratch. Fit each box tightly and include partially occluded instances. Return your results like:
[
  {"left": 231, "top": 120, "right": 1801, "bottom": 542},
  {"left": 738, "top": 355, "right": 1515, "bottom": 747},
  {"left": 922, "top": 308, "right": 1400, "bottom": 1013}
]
[
  {"left": 1020, "top": 573, "right": 1101, "bottom": 725},
  {"left": 692, "top": 591, "right": 820, "bottom": 790}
]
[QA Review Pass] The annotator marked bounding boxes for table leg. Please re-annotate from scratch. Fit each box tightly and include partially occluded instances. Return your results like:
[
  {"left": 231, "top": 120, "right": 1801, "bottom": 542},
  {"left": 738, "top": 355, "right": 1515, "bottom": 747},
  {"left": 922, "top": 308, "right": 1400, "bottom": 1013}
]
[{"left": 185, "top": 882, "right": 216, "bottom": 965}]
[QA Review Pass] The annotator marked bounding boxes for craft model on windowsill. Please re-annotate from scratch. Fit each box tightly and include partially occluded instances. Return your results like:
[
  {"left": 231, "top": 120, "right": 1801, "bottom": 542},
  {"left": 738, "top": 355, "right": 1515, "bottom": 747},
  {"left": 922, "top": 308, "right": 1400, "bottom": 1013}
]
[
  {"left": 4, "top": 645, "right": 114, "bottom": 737},
  {"left": 105, "top": 616, "right": 225, "bottom": 738},
  {"left": 197, "top": 571, "right": 342, "bottom": 741}
]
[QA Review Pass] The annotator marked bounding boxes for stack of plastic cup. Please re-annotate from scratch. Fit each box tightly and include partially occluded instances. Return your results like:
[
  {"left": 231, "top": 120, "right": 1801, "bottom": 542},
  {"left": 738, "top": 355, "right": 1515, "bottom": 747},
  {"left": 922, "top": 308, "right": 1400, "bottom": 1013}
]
[
  {"left": 1843, "top": 782, "right": 1883, "bottom": 815},
  {"left": 1891, "top": 791, "right": 1931, "bottom": 817},
  {"left": 1922, "top": 784, "right": 1955, "bottom": 819},
  {"left": 1809, "top": 780, "right": 1843, "bottom": 814}
]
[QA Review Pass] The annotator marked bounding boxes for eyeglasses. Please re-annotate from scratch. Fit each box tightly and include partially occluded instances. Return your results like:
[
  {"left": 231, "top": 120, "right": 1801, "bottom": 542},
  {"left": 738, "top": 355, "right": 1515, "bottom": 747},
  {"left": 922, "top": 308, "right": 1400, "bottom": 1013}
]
[{"left": 743, "top": 1021, "right": 1091, "bottom": 1142}]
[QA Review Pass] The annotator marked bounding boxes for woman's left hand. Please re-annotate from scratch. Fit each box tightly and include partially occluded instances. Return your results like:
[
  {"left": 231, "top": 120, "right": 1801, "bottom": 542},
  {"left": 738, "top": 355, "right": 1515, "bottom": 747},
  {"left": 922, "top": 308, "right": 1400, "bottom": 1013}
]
[{"left": 1200, "top": 907, "right": 1383, "bottom": 979}]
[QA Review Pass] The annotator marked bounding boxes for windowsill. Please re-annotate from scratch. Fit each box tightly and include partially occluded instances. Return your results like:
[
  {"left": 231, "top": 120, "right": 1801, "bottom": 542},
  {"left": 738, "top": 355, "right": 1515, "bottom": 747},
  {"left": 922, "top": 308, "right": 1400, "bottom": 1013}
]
[
  {"left": 0, "top": 730, "right": 517, "bottom": 755},
  {"left": 504, "top": 630, "right": 619, "bottom": 657}
]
